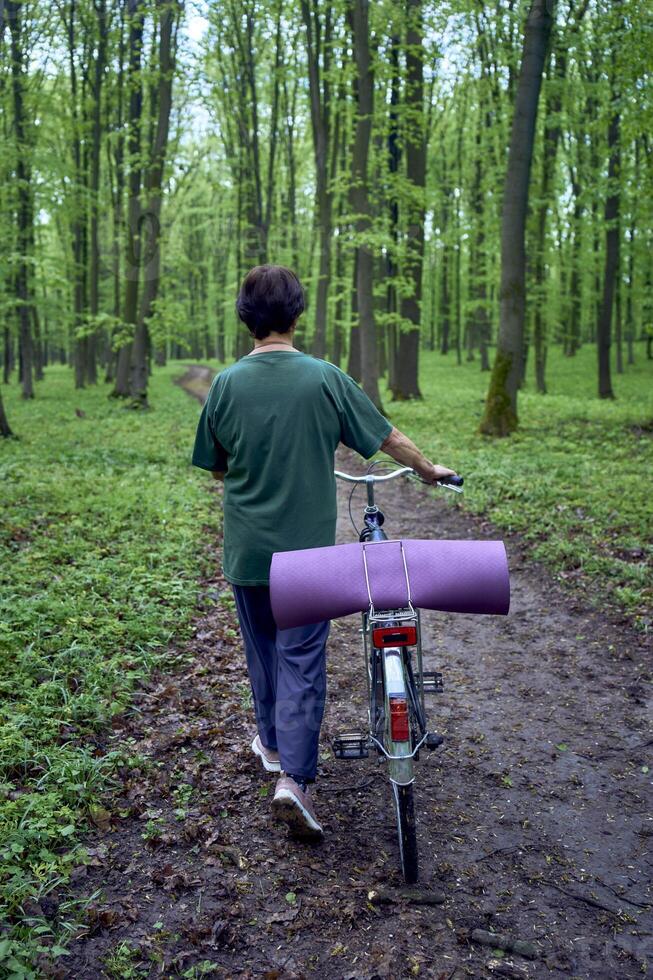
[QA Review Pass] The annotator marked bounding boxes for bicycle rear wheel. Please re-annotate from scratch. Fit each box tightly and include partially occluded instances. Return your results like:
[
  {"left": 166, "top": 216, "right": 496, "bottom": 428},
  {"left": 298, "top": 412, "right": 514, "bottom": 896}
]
[{"left": 392, "top": 781, "right": 418, "bottom": 883}]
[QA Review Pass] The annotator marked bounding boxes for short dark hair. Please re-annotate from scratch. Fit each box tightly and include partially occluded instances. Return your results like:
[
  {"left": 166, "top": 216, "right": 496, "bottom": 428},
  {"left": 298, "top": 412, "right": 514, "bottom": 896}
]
[{"left": 235, "top": 264, "right": 305, "bottom": 340}]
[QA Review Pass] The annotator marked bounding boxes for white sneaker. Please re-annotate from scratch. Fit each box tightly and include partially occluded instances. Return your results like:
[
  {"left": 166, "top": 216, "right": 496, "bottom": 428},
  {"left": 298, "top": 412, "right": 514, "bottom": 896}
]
[
  {"left": 251, "top": 734, "right": 281, "bottom": 773},
  {"left": 271, "top": 776, "right": 324, "bottom": 840}
]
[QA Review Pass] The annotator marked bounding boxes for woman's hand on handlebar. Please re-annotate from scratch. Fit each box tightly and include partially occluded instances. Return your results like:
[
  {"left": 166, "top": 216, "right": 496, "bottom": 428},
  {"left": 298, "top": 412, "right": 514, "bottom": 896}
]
[
  {"left": 414, "top": 462, "right": 459, "bottom": 485},
  {"left": 380, "top": 426, "right": 458, "bottom": 483}
]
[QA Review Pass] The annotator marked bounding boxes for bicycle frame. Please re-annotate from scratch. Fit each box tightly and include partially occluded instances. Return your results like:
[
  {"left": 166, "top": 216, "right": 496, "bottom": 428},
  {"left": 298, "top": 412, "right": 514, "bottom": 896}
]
[{"left": 333, "top": 463, "right": 461, "bottom": 881}]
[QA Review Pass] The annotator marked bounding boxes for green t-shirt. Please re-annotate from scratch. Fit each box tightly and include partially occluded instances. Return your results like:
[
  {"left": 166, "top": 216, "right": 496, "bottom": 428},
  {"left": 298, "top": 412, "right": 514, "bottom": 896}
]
[{"left": 192, "top": 351, "right": 392, "bottom": 586}]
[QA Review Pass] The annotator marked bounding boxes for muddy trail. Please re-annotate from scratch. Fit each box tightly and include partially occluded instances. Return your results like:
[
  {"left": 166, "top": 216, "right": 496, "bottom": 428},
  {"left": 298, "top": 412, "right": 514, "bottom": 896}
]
[{"left": 58, "top": 364, "right": 652, "bottom": 980}]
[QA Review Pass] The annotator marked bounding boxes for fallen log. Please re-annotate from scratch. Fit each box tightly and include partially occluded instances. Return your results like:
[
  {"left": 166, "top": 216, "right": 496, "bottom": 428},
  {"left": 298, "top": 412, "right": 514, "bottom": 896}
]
[{"left": 471, "top": 928, "right": 538, "bottom": 960}]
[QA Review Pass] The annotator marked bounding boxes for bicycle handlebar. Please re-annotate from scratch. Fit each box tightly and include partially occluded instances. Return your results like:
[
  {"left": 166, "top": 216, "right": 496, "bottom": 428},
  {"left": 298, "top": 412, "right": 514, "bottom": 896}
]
[
  {"left": 334, "top": 467, "right": 413, "bottom": 483},
  {"left": 334, "top": 468, "right": 464, "bottom": 490}
]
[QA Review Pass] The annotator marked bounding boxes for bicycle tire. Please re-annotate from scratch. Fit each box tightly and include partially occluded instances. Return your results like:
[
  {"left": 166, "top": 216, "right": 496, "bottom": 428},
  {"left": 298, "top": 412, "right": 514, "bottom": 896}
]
[{"left": 392, "top": 781, "right": 419, "bottom": 883}]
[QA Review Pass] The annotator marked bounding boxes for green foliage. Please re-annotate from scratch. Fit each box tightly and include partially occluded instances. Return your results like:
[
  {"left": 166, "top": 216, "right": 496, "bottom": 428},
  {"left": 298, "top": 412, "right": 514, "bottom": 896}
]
[
  {"left": 0, "top": 365, "right": 217, "bottom": 968},
  {"left": 103, "top": 941, "right": 147, "bottom": 979},
  {"left": 384, "top": 345, "right": 653, "bottom": 627}
]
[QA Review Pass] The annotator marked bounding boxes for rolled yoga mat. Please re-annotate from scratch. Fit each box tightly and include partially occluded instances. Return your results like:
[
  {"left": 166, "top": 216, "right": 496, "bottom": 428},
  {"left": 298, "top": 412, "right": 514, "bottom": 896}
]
[{"left": 270, "top": 538, "right": 510, "bottom": 630}]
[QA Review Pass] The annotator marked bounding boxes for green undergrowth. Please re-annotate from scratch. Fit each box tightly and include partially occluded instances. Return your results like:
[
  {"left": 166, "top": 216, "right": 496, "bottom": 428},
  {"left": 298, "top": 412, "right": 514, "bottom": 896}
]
[
  {"left": 382, "top": 344, "right": 653, "bottom": 629},
  {"left": 0, "top": 364, "right": 217, "bottom": 976}
]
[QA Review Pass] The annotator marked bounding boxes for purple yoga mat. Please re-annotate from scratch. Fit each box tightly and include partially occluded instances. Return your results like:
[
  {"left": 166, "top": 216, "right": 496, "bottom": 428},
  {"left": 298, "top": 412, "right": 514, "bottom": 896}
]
[{"left": 270, "top": 538, "right": 510, "bottom": 630}]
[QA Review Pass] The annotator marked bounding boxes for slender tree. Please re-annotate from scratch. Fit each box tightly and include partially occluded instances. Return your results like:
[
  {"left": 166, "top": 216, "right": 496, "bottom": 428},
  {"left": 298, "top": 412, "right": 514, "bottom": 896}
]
[
  {"left": 113, "top": 0, "right": 145, "bottom": 397},
  {"left": 87, "top": 0, "right": 108, "bottom": 385},
  {"left": 597, "top": 39, "right": 620, "bottom": 399},
  {"left": 385, "top": 30, "right": 401, "bottom": 389},
  {"left": 349, "top": 0, "right": 382, "bottom": 409},
  {"left": 129, "top": 0, "right": 183, "bottom": 406},
  {"left": 0, "top": 385, "right": 12, "bottom": 437},
  {"left": 302, "top": 0, "right": 335, "bottom": 359},
  {"left": 479, "top": 0, "right": 555, "bottom": 436},
  {"left": 60, "top": 0, "right": 90, "bottom": 389},
  {"left": 532, "top": 43, "right": 565, "bottom": 394},
  {"left": 391, "top": 0, "right": 425, "bottom": 400},
  {"left": 105, "top": 0, "right": 127, "bottom": 382},
  {"left": 7, "top": 0, "right": 35, "bottom": 399}
]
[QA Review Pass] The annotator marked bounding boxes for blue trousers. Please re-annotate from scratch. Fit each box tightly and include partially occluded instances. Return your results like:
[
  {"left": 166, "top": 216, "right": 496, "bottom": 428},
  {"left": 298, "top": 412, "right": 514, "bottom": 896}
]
[{"left": 232, "top": 585, "right": 330, "bottom": 781}]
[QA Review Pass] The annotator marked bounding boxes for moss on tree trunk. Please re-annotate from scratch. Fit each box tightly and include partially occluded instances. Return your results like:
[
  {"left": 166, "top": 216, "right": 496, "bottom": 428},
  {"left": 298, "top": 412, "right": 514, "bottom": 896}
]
[{"left": 479, "top": 350, "right": 518, "bottom": 437}]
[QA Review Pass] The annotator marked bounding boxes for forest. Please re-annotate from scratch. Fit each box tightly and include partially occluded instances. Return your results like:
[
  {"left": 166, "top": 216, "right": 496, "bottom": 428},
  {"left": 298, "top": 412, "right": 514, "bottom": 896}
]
[
  {"left": 1, "top": 0, "right": 651, "bottom": 432},
  {"left": 1, "top": 0, "right": 652, "bottom": 976}
]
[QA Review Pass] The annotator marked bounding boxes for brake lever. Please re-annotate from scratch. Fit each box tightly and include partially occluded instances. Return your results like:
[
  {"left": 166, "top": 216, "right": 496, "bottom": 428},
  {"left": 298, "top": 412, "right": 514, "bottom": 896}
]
[
  {"left": 408, "top": 473, "right": 464, "bottom": 494},
  {"left": 436, "top": 480, "right": 464, "bottom": 494}
]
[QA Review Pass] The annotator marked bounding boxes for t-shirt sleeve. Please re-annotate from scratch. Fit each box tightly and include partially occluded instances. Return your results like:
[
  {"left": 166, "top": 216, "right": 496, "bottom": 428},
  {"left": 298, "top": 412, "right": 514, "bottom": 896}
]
[
  {"left": 192, "top": 399, "right": 229, "bottom": 472},
  {"left": 336, "top": 372, "right": 393, "bottom": 459}
]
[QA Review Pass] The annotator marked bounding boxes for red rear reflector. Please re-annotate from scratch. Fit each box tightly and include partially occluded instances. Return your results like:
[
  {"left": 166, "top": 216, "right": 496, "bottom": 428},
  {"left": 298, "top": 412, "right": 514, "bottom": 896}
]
[
  {"left": 389, "top": 697, "right": 410, "bottom": 741},
  {"left": 372, "top": 626, "right": 417, "bottom": 648}
]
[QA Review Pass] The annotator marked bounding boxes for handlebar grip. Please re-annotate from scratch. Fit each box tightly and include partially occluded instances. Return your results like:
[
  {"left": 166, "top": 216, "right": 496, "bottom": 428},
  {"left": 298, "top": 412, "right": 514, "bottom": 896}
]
[{"left": 438, "top": 474, "right": 464, "bottom": 487}]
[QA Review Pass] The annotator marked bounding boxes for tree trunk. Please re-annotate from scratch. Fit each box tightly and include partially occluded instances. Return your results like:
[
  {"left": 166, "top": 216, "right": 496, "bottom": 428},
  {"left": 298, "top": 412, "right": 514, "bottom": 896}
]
[
  {"left": 385, "top": 32, "right": 400, "bottom": 390},
  {"left": 471, "top": 125, "right": 491, "bottom": 371},
  {"left": 440, "top": 240, "right": 450, "bottom": 355},
  {"left": 213, "top": 220, "right": 229, "bottom": 362},
  {"left": 105, "top": 3, "right": 126, "bottom": 384},
  {"left": 479, "top": 0, "right": 554, "bottom": 436},
  {"left": 301, "top": 1, "right": 333, "bottom": 359},
  {"left": 130, "top": 0, "right": 182, "bottom": 407},
  {"left": 533, "top": 45, "right": 565, "bottom": 394},
  {"left": 332, "top": 226, "right": 345, "bottom": 366},
  {"left": 455, "top": 223, "right": 462, "bottom": 367},
  {"left": 8, "top": 0, "right": 35, "bottom": 399},
  {"left": 87, "top": 0, "right": 108, "bottom": 387},
  {"left": 392, "top": 0, "right": 424, "bottom": 401},
  {"left": 428, "top": 249, "right": 436, "bottom": 351},
  {"left": 3, "top": 327, "right": 12, "bottom": 384},
  {"left": 32, "top": 306, "right": 44, "bottom": 381},
  {"left": 0, "top": 385, "right": 12, "bottom": 438},
  {"left": 626, "top": 214, "right": 635, "bottom": 366},
  {"left": 282, "top": 70, "right": 300, "bottom": 274},
  {"left": 113, "top": 0, "right": 145, "bottom": 398},
  {"left": 567, "top": 167, "right": 583, "bottom": 356},
  {"left": 63, "top": 0, "right": 90, "bottom": 390},
  {"left": 349, "top": 0, "right": 382, "bottom": 409},
  {"left": 347, "top": 248, "right": 361, "bottom": 381},
  {"left": 597, "top": 47, "right": 620, "bottom": 400},
  {"left": 615, "top": 250, "right": 623, "bottom": 373},
  {"left": 474, "top": 24, "right": 495, "bottom": 373}
]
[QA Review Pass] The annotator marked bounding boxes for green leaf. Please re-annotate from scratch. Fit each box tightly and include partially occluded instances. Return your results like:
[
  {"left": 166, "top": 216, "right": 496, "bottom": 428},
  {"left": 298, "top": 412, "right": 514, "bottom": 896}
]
[{"left": 285, "top": 891, "right": 297, "bottom": 905}]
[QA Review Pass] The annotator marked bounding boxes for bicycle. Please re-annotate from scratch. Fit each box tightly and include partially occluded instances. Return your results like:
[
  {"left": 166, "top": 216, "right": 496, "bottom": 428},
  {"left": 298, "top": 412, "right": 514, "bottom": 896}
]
[{"left": 331, "top": 464, "right": 464, "bottom": 884}]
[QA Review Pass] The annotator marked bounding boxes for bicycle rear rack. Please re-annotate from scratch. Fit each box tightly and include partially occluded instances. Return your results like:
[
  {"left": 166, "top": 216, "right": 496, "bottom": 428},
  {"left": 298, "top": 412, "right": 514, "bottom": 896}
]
[{"left": 332, "top": 730, "right": 444, "bottom": 761}]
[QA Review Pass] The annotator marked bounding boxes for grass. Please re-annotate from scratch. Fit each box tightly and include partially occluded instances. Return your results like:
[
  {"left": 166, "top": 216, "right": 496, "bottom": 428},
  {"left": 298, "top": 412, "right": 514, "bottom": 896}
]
[
  {"left": 0, "top": 363, "right": 218, "bottom": 976},
  {"left": 381, "top": 343, "right": 653, "bottom": 628}
]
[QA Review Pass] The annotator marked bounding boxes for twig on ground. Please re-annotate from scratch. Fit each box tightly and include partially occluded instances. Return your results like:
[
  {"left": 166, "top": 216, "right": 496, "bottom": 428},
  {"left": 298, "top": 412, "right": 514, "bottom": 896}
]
[
  {"left": 541, "top": 879, "right": 645, "bottom": 915},
  {"left": 593, "top": 880, "right": 652, "bottom": 910},
  {"left": 476, "top": 845, "right": 521, "bottom": 862}
]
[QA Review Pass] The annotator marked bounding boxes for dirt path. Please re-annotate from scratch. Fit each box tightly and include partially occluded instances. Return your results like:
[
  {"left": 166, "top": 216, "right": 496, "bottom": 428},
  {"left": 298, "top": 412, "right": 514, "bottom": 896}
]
[{"left": 59, "top": 365, "right": 652, "bottom": 980}]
